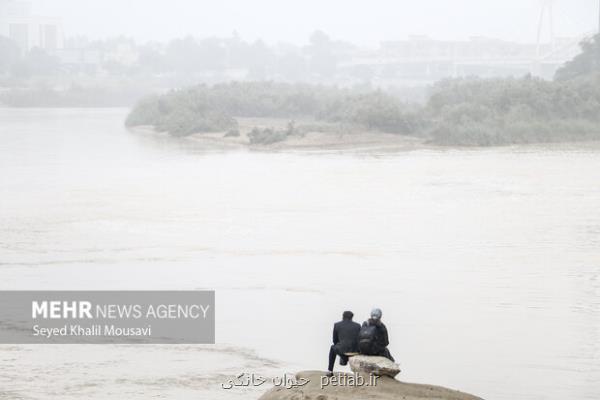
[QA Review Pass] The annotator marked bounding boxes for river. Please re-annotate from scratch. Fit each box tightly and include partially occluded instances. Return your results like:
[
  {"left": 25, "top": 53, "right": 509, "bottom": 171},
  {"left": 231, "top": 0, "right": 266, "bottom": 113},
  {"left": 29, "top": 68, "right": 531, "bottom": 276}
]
[{"left": 0, "top": 108, "right": 599, "bottom": 399}]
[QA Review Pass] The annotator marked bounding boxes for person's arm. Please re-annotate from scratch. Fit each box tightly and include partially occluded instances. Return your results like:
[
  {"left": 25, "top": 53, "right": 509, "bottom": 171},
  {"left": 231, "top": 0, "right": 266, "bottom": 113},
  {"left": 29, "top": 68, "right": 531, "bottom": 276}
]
[
  {"left": 333, "top": 324, "right": 339, "bottom": 345},
  {"left": 381, "top": 324, "right": 389, "bottom": 347}
]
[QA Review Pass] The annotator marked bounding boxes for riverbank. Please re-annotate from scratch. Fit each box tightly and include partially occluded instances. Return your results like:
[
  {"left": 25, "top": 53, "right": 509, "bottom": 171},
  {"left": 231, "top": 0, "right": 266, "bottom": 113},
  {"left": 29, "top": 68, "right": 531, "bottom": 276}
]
[
  {"left": 129, "top": 122, "right": 600, "bottom": 153},
  {"left": 259, "top": 371, "right": 483, "bottom": 400},
  {"left": 129, "top": 118, "right": 427, "bottom": 152}
]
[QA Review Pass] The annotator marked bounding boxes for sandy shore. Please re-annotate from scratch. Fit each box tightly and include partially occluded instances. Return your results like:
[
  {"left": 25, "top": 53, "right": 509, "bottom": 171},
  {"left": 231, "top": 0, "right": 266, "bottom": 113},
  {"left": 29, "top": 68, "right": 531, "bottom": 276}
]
[
  {"left": 129, "top": 117, "right": 427, "bottom": 153},
  {"left": 129, "top": 119, "right": 600, "bottom": 153}
]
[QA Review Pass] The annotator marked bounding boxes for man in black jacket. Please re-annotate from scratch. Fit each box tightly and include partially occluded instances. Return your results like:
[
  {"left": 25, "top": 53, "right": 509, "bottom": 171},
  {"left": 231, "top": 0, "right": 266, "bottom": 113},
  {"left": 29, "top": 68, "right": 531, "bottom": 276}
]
[
  {"left": 359, "top": 308, "right": 394, "bottom": 361},
  {"left": 328, "top": 311, "right": 361, "bottom": 373}
]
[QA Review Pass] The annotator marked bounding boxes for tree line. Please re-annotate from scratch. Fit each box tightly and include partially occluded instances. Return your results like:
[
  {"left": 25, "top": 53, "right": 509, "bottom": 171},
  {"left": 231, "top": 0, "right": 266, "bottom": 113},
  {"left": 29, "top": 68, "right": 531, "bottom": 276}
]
[{"left": 125, "top": 82, "right": 422, "bottom": 138}]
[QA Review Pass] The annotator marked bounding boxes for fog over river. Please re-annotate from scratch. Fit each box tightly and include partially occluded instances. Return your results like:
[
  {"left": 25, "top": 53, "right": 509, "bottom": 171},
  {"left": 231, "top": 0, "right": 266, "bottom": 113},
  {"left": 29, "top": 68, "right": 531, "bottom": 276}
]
[{"left": 0, "top": 108, "right": 599, "bottom": 399}]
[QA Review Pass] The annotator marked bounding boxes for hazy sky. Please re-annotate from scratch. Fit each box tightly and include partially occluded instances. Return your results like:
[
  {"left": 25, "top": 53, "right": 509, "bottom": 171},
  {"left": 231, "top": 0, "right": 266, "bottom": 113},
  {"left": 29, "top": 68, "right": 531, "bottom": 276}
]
[{"left": 32, "top": 0, "right": 599, "bottom": 46}]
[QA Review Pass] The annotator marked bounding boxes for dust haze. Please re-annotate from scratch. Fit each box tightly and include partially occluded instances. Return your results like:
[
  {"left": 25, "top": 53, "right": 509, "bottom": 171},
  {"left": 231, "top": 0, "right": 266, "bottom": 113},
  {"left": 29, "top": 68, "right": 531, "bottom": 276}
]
[
  {"left": 28, "top": 0, "right": 599, "bottom": 45},
  {"left": 2, "top": 2, "right": 600, "bottom": 400}
]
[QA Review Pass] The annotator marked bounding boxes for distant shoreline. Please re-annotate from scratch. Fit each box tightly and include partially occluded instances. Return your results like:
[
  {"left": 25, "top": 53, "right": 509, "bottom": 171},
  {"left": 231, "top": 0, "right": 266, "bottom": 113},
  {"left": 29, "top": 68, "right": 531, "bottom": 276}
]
[
  {"left": 129, "top": 122, "right": 600, "bottom": 153},
  {"left": 128, "top": 115, "right": 427, "bottom": 152}
]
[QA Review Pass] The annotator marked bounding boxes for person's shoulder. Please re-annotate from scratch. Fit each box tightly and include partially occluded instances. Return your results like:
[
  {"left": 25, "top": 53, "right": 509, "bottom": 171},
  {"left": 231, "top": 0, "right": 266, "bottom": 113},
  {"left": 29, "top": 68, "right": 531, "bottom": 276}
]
[{"left": 361, "top": 321, "right": 368, "bottom": 327}]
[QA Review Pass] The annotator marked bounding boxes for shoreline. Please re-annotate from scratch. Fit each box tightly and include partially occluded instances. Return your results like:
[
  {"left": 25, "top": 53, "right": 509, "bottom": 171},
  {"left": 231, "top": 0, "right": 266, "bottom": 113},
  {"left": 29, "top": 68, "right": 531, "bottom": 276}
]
[
  {"left": 258, "top": 370, "right": 483, "bottom": 400},
  {"left": 129, "top": 124, "right": 428, "bottom": 153},
  {"left": 129, "top": 123, "right": 600, "bottom": 153}
]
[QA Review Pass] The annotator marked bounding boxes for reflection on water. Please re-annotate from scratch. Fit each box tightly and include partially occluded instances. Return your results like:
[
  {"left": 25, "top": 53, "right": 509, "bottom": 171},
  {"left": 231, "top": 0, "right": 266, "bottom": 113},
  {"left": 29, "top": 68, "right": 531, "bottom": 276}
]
[{"left": 0, "top": 108, "right": 599, "bottom": 400}]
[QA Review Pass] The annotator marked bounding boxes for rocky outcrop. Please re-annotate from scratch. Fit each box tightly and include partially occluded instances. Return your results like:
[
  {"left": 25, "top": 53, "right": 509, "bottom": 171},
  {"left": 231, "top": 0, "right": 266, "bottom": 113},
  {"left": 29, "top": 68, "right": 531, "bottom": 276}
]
[
  {"left": 349, "top": 355, "right": 401, "bottom": 377},
  {"left": 258, "top": 371, "right": 484, "bottom": 400}
]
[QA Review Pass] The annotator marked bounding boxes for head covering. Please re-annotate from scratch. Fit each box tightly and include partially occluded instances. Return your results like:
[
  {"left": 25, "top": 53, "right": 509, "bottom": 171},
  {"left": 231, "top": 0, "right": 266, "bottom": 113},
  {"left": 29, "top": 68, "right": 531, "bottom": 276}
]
[
  {"left": 342, "top": 311, "right": 354, "bottom": 320},
  {"left": 370, "top": 308, "right": 382, "bottom": 321}
]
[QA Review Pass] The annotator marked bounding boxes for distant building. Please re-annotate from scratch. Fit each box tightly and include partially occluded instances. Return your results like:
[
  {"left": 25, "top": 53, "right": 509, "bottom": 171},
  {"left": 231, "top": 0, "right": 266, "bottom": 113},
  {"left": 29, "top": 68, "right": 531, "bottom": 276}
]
[
  {"left": 104, "top": 41, "right": 139, "bottom": 67},
  {"left": 0, "top": 0, "right": 64, "bottom": 52}
]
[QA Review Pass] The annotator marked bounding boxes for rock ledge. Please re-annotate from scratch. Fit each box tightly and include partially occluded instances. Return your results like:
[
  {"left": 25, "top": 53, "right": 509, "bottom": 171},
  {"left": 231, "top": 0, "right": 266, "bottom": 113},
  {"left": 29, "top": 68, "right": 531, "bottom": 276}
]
[
  {"left": 349, "top": 355, "right": 401, "bottom": 377},
  {"left": 258, "top": 370, "right": 484, "bottom": 400}
]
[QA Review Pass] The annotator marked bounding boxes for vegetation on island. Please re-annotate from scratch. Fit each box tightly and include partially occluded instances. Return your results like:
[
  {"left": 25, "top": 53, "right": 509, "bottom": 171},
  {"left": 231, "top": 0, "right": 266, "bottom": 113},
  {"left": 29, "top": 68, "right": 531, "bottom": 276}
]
[
  {"left": 423, "top": 33, "right": 600, "bottom": 146},
  {"left": 125, "top": 82, "right": 421, "bottom": 137},
  {"left": 125, "top": 33, "right": 600, "bottom": 146},
  {"left": 425, "top": 74, "right": 600, "bottom": 145}
]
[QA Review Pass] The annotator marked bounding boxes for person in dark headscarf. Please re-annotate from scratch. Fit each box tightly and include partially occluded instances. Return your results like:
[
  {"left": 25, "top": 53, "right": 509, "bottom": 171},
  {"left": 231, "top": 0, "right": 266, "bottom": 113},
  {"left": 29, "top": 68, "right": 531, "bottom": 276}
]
[{"left": 358, "top": 308, "right": 394, "bottom": 361}]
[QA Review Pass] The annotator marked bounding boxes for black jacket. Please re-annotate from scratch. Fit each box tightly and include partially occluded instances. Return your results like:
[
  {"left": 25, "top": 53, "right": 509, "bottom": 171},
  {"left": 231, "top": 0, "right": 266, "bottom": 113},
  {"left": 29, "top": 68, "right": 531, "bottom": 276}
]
[
  {"left": 332, "top": 319, "right": 361, "bottom": 353},
  {"left": 362, "top": 319, "right": 389, "bottom": 352}
]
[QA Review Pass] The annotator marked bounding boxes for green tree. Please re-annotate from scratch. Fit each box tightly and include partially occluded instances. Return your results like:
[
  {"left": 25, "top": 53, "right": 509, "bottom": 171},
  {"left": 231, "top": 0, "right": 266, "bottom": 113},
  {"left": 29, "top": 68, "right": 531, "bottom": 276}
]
[{"left": 555, "top": 33, "right": 600, "bottom": 81}]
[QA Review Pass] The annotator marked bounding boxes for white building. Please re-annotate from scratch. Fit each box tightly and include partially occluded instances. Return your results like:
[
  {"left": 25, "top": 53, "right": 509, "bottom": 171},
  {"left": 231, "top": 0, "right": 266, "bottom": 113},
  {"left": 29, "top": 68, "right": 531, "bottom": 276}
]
[{"left": 0, "top": 0, "right": 64, "bottom": 52}]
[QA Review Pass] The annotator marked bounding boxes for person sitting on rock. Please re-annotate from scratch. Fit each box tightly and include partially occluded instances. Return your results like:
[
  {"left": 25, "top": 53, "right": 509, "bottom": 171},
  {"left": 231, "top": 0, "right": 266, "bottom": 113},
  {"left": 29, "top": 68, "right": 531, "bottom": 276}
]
[
  {"left": 358, "top": 308, "right": 395, "bottom": 361},
  {"left": 328, "top": 310, "right": 361, "bottom": 374}
]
